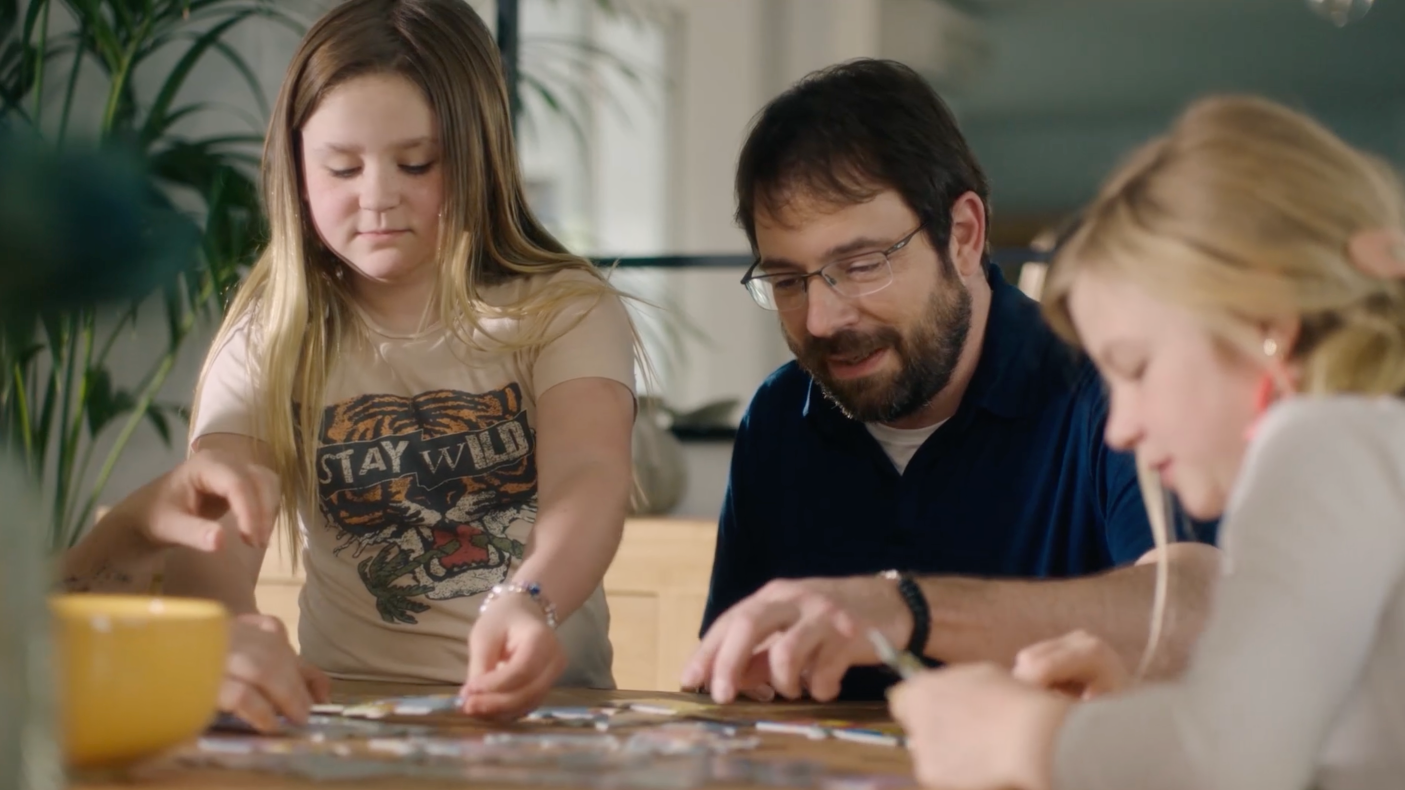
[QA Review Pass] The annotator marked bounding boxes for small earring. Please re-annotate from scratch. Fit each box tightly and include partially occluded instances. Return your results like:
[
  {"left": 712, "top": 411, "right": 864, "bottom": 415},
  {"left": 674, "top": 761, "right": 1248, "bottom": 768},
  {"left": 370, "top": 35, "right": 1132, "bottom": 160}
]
[{"left": 1247, "top": 335, "right": 1288, "bottom": 441}]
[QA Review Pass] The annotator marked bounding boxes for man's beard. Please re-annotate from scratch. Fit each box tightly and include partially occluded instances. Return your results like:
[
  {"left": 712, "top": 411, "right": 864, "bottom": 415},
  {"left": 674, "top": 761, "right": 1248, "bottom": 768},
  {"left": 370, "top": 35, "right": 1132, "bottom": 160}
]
[{"left": 788, "top": 277, "right": 973, "bottom": 424}]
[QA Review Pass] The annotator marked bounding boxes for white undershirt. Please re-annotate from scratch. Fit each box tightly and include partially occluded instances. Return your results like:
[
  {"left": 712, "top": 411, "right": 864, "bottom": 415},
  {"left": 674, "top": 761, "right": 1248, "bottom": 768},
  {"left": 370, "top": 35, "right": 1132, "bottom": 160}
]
[
  {"left": 866, "top": 419, "right": 948, "bottom": 474},
  {"left": 1054, "top": 395, "right": 1405, "bottom": 790}
]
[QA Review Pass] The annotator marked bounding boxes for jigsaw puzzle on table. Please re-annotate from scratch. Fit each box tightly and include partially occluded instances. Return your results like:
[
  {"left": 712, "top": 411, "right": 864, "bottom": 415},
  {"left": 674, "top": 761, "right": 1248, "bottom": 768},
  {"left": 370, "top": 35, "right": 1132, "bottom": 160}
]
[{"left": 184, "top": 694, "right": 913, "bottom": 788}]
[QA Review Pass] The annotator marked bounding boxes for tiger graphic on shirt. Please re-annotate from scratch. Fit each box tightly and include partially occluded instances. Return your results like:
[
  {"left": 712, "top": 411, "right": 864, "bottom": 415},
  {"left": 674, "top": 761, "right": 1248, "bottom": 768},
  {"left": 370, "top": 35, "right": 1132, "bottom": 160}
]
[{"left": 315, "top": 383, "right": 536, "bottom": 625}]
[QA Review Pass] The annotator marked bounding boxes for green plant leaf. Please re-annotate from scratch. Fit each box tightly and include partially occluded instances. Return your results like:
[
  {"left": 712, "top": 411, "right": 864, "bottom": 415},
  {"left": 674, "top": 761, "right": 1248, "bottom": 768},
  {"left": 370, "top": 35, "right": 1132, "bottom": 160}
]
[
  {"left": 82, "top": 365, "right": 135, "bottom": 439},
  {"left": 143, "top": 2, "right": 306, "bottom": 59},
  {"left": 197, "top": 163, "right": 264, "bottom": 312},
  {"left": 170, "top": 403, "right": 191, "bottom": 425},
  {"left": 21, "top": 0, "right": 48, "bottom": 44},
  {"left": 525, "top": 36, "right": 650, "bottom": 86},
  {"left": 153, "top": 399, "right": 190, "bottom": 425},
  {"left": 0, "top": 37, "right": 76, "bottom": 122},
  {"left": 189, "top": 132, "right": 264, "bottom": 148},
  {"left": 107, "top": 0, "right": 137, "bottom": 37},
  {"left": 138, "top": 7, "right": 259, "bottom": 146},
  {"left": 521, "top": 37, "right": 654, "bottom": 128},
  {"left": 152, "top": 141, "right": 260, "bottom": 208},
  {"left": 2, "top": 0, "right": 290, "bottom": 546},
  {"left": 206, "top": 38, "right": 268, "bottom": 116},
  {"left": 1, "top": 0, "right": 18, "bottom": 40},
  {"left": 10, "top": 343, "right": 44, "bottom": 369},
  {"left": 519, "top": 69, "right": 590, "bottom": 152},
  {"left": 0, "top": 43, "right": 36, "bottom": 121},
  {"left": 145, "top": 402, "right": 171, "bottom": 445},
  {"left": 62, "top": 0, "right": 122, "bottom": 72},
  {"left": 129, "top": 99, "right": 208, "bottom": 139},
  {"left": 141, "top": 99, "right": 265, "bottom": 139}
]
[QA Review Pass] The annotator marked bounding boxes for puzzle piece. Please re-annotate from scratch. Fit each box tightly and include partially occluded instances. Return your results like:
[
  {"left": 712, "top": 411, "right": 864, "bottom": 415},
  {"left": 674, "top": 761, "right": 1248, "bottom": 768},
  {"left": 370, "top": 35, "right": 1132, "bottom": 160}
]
[
  {"left": 205, "top": 711, "right": 432, "bottom": 739},
  {"left": 617, "top": 697, "right": 731, "bottom": 717},
  {"left": 756, "top": 719, "right": 907, "bottom": 747}
]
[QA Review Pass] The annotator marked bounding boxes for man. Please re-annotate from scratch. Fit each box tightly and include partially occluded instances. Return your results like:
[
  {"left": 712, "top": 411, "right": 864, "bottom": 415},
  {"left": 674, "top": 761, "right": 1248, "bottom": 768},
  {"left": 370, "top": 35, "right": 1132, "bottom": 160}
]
[{"left": 681, "top": 59, "right": 1219, "bottom": 703}]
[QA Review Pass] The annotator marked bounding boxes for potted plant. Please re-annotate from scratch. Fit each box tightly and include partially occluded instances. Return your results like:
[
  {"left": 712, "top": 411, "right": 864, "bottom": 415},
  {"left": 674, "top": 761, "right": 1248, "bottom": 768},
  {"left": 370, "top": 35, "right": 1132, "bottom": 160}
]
[{"left": 0, "top": 0, "right": 304, "bottom": 550}]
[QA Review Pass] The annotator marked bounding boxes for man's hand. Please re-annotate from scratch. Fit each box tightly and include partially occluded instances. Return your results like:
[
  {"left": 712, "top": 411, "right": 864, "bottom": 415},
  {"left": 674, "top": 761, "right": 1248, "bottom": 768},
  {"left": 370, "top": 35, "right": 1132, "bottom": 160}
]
[
  {"left": 61, "top": 448, "right": 281, "bottom": 596},
  {"left": 107, "top": 448, "right": 279, "bottom": 553},
  {"left": 680, "top": 576, "right": 911, "bottom": 703}
]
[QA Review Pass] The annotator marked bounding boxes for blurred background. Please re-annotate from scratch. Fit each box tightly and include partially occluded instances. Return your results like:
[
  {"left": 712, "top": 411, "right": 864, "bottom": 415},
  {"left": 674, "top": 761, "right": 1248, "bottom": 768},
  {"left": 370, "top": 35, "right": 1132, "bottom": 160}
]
[{"left": 5, "top": 0, "right": 1402, "bottom": 543}]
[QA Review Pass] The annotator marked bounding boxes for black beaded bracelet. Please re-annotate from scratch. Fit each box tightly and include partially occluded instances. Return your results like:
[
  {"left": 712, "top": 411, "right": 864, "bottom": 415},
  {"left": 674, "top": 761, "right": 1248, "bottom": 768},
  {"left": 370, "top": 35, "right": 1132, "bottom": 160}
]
[
  {"left": 896, "top": 573, "right": 930, "bottom": 657},
  {"left": 880, "top": 569, "right": 931, "bottom": 658}
]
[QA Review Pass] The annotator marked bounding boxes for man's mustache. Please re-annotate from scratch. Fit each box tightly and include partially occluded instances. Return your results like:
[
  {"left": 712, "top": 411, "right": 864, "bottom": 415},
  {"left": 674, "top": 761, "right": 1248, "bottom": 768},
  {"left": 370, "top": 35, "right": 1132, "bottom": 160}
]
[{"left": 801, "top": 329, "right": 901, "bottom": 363}]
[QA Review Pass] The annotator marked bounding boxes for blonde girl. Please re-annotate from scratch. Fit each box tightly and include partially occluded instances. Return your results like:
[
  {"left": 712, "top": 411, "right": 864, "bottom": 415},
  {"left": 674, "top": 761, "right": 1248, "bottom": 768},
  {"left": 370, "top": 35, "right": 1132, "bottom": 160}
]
[
  {"left": 889, "top": 95, "right": 1405, "bottom": 790},
  {"left": 169, "top": 0, "right": 639, "bottom": 725}
]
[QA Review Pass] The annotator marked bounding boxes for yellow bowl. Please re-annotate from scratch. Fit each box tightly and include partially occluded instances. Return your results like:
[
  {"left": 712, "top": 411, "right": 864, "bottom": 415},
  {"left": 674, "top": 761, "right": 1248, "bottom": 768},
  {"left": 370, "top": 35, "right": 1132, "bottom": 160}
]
[{"left": 50, "top": 594, "right": 229, "bottom": 768}]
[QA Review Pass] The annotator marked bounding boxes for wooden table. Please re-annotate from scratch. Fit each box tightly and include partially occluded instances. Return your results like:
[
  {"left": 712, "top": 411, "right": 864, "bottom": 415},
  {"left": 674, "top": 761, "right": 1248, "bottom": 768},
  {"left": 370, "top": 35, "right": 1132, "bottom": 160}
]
[{"left": 70, "top": 683, "right": 917, "bottom": 789}]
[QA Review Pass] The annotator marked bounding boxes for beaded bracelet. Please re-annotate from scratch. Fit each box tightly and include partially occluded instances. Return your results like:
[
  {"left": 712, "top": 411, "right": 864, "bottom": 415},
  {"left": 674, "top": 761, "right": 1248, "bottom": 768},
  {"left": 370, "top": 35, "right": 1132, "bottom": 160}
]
[
  {"left": 478, "top": 581, "right": 558, "bottom": 629},
  {"left": 879, "top": 569, "right": 930, "bottom": 658}
]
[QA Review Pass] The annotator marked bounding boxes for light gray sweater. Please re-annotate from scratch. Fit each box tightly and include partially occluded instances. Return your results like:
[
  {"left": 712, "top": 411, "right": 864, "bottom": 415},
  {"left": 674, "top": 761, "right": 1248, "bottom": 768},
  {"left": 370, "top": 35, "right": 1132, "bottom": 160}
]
[{"left": 1055, "top": 396, "right": 1405, "bottom": 790}]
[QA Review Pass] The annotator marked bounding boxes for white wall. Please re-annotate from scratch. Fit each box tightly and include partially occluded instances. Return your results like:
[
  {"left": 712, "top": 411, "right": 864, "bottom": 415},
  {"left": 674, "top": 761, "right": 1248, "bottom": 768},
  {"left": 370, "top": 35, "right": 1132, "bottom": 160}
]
[{"left": 661, "top": 0, "right": 891, "bottom": 416}]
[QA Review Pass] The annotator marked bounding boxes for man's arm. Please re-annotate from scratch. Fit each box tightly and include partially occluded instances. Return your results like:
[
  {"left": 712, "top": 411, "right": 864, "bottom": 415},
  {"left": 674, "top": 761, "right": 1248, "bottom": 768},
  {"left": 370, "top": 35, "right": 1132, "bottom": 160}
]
[
  {"left": 61, "top": 509, "right": 173, "bottom": 594},
  {"left": 60, "top": 448, "right": 279, "bottom": 596},
  {"left": 910, "top": 542, "right": 1220, "bottom": 678},
  {"left": 57, "top": 448, "right": 327, "bottom": 731},
  {"left": 699, "top": 408, "right": 768, "bottom": 637},
  {"left": 159, "top": 433, "right": 279, "bottom": 615},
  {"left": 914, "top": 362, "right": 1217, "bottom": 680},
  {"left": 684, "top": 403, "right": 794, "bottom": 698},
  {"left": 687, "top": 543, "right": 1220, "bottom": 703}
]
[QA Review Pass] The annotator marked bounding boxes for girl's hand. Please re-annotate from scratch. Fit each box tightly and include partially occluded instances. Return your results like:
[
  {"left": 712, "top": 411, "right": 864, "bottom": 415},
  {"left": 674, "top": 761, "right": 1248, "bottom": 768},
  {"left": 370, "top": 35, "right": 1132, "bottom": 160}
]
[
  {"left": 1012, "top": 630, "right": 1131, "bottom": 700},
  {"left": 888, "top": 663, "right": 1070, "bottom": 790},
  {"left": 461, "top": 592, "right": 566, "bottom": 720}
]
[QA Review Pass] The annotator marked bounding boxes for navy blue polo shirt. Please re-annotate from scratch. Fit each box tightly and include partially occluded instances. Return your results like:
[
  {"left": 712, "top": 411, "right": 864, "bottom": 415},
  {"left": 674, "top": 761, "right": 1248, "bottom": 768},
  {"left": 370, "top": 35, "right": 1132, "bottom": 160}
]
[{"left": 700, "top": 263, "right": 1215, "bottom": 700}]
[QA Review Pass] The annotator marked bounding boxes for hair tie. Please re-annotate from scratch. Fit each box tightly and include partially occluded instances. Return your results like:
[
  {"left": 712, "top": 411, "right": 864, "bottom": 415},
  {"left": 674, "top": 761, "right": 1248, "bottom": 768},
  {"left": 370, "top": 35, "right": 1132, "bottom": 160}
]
[{"left": 1346, "top": 228, "right": 1405, "bottom": 280}]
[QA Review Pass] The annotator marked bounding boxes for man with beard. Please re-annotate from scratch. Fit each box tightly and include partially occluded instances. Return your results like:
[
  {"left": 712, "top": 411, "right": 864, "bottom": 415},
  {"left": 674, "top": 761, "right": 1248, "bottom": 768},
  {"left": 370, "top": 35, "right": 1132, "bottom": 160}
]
[{"left": 680, "top": 59, "right": 1221, "bottom": 703}]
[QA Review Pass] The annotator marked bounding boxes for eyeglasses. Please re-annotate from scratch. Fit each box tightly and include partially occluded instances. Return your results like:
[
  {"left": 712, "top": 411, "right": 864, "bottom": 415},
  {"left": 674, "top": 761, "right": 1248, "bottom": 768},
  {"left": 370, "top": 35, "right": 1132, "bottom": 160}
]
[{"left": 740, "top": 223, "right": 927, "bottom": 312}]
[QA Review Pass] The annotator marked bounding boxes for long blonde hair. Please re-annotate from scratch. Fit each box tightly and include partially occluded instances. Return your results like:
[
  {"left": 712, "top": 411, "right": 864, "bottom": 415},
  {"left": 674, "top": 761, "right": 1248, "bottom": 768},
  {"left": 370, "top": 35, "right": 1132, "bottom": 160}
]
[
  {"left": 1043, "top": 95, "right": 1405, "bottom": 675},
  {"left": 191, "top": 0, "right": 641, "bottom": 562}
]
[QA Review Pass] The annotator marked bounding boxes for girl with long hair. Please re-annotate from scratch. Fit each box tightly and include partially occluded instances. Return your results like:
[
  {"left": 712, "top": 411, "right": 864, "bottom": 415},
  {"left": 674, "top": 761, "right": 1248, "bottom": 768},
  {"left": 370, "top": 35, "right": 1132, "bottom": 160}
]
[
  {"left": 890, "top": 95, "right": 1405, "bottom": 790},
  {"left": 170, "top": 0, "right": 640, "bottom": 725}
]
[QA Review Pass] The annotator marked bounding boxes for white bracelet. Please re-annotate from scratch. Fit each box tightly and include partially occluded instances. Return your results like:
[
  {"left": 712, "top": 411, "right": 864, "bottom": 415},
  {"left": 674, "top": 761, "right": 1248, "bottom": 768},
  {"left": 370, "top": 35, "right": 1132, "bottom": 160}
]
[{"left": 478, "top": 581, "right": 558, "bottom": 629}]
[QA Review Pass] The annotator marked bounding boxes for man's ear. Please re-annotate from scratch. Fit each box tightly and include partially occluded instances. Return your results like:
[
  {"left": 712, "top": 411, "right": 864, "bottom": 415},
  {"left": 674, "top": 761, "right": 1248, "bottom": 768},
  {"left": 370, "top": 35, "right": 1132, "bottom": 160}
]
[{"left": 946, "top": 191, "right": 987, "bottom": 278}]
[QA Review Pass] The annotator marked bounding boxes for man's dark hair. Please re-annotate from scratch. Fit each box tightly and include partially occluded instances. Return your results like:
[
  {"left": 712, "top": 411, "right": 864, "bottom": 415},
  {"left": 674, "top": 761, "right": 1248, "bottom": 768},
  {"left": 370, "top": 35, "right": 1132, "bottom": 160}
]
[{"left": 735, "top": 58, "right": 990, "bottom": 258}]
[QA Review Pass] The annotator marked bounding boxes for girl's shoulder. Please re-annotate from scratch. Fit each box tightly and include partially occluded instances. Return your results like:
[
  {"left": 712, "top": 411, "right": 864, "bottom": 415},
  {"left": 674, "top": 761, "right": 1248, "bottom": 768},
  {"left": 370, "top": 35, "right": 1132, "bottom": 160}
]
[
  {"left": 474, "top": 266, "right": 626, "bottom": 337},
  {"left": 477, "top": 266, "right": 612, "bottom": 307},
  {"left": 1262, "top": 394, "right": 1405, "bottom": 439},
  {"left": 1253, "top": 395, "right": 1405, "bottom": 478},
  {"left": 203, "top": 308, "right": 259, "bottom": 365}
]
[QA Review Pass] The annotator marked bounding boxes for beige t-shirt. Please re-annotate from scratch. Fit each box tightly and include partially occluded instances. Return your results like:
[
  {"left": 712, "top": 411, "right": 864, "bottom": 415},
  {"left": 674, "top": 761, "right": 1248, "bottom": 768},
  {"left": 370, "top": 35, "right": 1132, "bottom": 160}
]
[{"left": 191, "top": 270, "right": 636, "bottom": 688}]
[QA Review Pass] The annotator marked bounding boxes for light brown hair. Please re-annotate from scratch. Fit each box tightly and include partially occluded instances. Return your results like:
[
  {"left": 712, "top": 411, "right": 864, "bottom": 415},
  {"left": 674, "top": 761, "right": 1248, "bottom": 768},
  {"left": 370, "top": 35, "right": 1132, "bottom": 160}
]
[
  {"left": 191, "top": 0, "right": 641, "bottom": 561},
  {"left": 1042, "top": 95, "right": 1405, "bottom": 674},
  {"left": 1044, "top": 95, "right": 1405, "bottom": 395}
]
